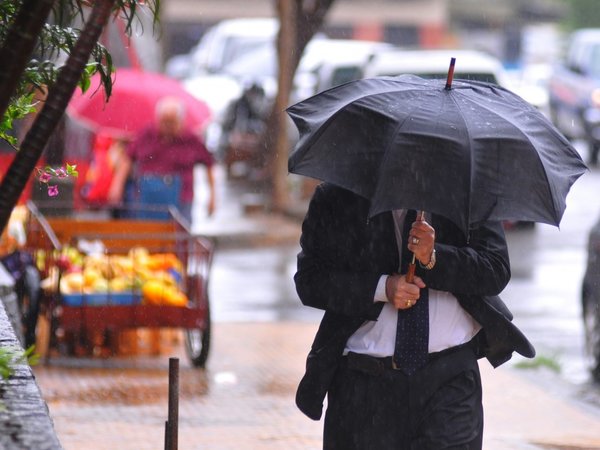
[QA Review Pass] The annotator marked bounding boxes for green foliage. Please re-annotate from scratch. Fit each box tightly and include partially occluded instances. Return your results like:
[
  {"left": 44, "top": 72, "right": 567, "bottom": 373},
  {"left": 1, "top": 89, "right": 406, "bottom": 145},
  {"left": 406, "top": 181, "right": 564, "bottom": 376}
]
[
  {"left": 0, "top": 20, "right": 115, "bottom": 148},
  {"left": 0, "top": 0, "right": 160, "bottom": 149},
  {"left": 46, "top": 1, "right": 161, "bottom": 38},
  {"left": 0, "top": 345, "right": 38, "bottom": 381},
  {"left": 36, "top": 24, "right": 114, "bottom": 93},
  {"left": 0, "top": 2, "right": 18, "bottom": 36},
  {"left": 0, "top": 93, "right": 36, "bottom": 148},
  {"left": 65, "top": 162, "right": 78, "bottom": 177}
]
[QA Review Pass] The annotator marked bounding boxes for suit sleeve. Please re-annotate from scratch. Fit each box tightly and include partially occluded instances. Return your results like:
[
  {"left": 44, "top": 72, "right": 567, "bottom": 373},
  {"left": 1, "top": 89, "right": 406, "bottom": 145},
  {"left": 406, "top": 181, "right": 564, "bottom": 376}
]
[
  {"left": 422, "top": 220, "right": 511, "bottom": 296},
  {"left": 294, "top": 185, "right": 383, "bottom": 319}
]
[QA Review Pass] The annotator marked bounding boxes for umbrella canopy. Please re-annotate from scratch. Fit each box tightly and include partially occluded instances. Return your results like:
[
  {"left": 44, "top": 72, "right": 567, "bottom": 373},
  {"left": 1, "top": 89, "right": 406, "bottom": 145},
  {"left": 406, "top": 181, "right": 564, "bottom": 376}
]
[
  {"left": 67, "top": 68, "right": 211, "bottom": 139},
  {"left": 287, "top": 74, "right": 587, "bottom": 234}
]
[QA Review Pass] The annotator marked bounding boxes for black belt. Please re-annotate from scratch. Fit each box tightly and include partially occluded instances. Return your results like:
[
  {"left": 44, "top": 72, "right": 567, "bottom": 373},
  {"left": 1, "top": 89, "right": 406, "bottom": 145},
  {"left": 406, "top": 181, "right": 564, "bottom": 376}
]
[{"left": 344, "top": 337, "right": 479, "bottom": 377}]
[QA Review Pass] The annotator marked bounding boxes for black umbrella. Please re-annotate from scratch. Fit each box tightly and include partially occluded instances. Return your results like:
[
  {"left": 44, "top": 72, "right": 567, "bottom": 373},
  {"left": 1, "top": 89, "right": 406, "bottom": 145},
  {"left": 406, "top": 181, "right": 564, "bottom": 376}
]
[{"left": 287, "top": 72, "right": 587, "bottom": 236}]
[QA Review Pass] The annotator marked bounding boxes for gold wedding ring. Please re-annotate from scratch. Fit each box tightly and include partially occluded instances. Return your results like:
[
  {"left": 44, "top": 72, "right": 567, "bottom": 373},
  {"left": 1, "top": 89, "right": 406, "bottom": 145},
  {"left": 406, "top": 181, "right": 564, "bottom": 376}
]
[{"left": 406, "top": 299, "right": 412, "bottom": 307}]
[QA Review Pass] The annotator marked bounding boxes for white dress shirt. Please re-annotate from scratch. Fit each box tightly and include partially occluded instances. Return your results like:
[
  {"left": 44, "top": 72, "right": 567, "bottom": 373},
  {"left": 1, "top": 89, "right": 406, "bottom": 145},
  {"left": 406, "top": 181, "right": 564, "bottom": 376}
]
[{"left": 344, "top": 210, "right": 481, "bottom": 357}]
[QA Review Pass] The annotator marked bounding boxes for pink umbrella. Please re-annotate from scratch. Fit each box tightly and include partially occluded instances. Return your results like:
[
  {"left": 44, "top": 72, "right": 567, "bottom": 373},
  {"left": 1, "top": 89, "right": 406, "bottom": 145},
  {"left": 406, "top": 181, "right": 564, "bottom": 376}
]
[{"left": 67, "top": 68, "right": 211, "bottom": 139}]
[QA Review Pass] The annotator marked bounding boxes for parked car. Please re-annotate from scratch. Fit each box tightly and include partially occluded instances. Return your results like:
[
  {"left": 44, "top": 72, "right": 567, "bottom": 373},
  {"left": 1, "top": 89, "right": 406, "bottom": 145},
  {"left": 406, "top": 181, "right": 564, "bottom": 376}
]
[
  {"left": 187, "top": 17, "right": 279, "bottom": 77},
  {"left": 509, "top": 63, "right": 552, "bottom": 118},
  {"left": 222, "top": 37, "right": 387, "bottom": 102},
  {"left": 581, "top": 215, "right": 600, "bottom": 382},
  {"left": 548, "top": 28, "right": 600, "bottom": 165},
  {"left": 164, "top": 54, "right": 193, "bottom": 80},
  {"left": 291, "top": 39, "right": 393, "bottom": 103},
  {"left": 362, "top": 48, "right": 512, "bottom": 88}
]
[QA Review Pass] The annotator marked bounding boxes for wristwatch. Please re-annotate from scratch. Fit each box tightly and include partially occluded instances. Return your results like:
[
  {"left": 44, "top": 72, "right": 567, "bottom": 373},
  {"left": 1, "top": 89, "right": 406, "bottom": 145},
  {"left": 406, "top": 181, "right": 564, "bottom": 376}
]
[{"left": 420, "top": 248, "right": 436, "bottom": 270}]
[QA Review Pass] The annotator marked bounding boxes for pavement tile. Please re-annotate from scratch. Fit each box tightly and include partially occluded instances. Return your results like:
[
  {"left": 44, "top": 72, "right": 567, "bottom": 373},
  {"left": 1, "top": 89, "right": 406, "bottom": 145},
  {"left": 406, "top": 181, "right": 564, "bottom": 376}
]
[
  {"left": 33, "top": 321, "right": 600, "bottom": 450},
  {"left": 34, "top": 322, "right": 323, "bottom": 450}
]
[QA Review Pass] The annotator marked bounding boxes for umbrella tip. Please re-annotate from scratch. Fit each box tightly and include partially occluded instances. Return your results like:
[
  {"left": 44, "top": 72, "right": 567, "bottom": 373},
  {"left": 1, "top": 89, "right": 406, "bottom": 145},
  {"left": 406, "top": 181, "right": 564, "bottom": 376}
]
[{"left": 445, "top": 57, "right": 456, "bottom": 90}]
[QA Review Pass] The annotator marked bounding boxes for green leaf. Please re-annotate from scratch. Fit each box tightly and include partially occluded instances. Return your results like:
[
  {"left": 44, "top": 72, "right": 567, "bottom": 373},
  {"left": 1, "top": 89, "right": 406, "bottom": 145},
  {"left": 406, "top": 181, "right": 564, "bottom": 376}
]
[
  {"left": 0, "top": 93, "right": 37, "bottom": 148},
  {"left": 0, "top": 346, "right": 37, "bottom": 381},
  {"left": 0, "top": 133, "right": 17, "bottom": 148},
  {"left": 66, "top": 163, "right": 78, "bottom": 177}
]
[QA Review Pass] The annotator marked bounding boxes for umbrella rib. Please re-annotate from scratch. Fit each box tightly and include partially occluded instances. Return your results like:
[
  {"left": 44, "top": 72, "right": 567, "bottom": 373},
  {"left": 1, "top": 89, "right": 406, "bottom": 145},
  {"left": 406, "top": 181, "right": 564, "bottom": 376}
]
[
  {"left": 369, "top": 97, "right": 427, "bottom": 215},
  {"left": 445, "top": 91, "right": 475, "bottom": 230},
  {"left": 291, "top": 79, "right": 433, "bottom": 151},
  {"left": 457, "top": 90, "right": 564, "bottom": 223}
]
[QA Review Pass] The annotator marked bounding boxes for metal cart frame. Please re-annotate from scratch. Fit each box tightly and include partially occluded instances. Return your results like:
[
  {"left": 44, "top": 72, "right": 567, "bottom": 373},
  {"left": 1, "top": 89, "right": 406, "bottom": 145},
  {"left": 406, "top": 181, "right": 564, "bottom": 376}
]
[{"left": 24, "top": 201, "right": 213, "bottom": 367}]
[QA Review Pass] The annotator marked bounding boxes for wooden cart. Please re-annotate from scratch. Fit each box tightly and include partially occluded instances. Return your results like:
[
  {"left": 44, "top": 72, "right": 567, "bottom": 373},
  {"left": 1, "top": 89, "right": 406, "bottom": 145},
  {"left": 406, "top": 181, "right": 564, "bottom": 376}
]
[{"left": 24, "top": 201, "right": 213, "bottom": 367}]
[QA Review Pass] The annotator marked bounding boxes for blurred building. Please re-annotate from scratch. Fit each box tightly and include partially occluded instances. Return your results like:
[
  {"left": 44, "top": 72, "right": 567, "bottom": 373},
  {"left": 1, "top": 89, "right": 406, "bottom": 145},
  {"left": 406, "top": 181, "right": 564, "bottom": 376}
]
[{"left": 160, "top": 0, "right": 565, "bottom": 65}]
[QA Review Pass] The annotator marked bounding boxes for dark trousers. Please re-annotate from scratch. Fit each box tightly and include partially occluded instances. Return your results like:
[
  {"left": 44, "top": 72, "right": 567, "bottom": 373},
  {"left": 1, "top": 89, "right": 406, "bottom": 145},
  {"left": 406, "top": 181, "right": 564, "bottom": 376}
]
[
  {"left": 15, "top": 265, "right": 42, "bottom": 349},
  {"left": 324, "top": 343, "right": 483, "bottom": 450},
  {"left": 2, "top": 251, "right": 41, "bottom": 349}
]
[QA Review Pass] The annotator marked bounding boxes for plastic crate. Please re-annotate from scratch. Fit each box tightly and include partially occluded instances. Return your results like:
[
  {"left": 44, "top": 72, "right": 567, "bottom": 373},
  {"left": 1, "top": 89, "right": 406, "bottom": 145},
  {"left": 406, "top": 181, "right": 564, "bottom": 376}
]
[{"left": 62, "top": 293, "right": 142, "bottom": 306}]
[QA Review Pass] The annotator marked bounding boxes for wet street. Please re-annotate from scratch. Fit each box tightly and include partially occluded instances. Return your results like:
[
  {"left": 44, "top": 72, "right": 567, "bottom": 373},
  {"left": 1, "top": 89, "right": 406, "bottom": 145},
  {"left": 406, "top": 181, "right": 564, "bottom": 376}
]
[{"left": 501, "top": 150, "right": 600, "bottom": 388}]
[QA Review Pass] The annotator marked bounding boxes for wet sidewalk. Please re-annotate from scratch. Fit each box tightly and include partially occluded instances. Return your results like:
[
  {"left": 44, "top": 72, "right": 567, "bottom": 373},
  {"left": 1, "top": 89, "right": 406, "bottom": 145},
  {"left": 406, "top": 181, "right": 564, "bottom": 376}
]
[
  {"left": 33, "top": 322, "right": 600, "bottom": 450},
  {"left": 32, "top": 166, "right": 600, "bottom": 449},
  {"left": 190, "top": 166, "right": 305, "bottom": 248}
]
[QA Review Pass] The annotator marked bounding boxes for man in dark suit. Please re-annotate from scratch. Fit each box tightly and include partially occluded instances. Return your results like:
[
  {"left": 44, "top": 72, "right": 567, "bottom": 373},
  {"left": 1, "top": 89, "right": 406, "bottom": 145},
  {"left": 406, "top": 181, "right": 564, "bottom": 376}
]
[{"left": 294, "top": 183, "right": 535, "bottom": 449}]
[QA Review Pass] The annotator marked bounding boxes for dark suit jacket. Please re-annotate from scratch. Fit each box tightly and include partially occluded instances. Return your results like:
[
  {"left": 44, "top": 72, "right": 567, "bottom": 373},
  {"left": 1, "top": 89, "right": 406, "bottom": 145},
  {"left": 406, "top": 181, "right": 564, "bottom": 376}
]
[{"left": 294, "top": 183, "right": 535, "bottom": 420}]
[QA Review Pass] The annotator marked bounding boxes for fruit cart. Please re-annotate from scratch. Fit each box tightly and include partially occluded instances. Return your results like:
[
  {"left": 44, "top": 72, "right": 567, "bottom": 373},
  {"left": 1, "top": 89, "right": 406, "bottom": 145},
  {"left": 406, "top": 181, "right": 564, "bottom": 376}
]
[{"left": 24, "top": 201, "right": 213, "bottom": 367}]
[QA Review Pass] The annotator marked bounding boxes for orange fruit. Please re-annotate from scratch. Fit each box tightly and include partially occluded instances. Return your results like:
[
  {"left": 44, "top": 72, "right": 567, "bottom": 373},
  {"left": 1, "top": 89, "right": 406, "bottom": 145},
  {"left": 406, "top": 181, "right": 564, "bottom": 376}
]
[
  {"left": 141, "top": 280, "right": 166, "bottom": 305},
  {"left": 165, "top": 289, "right": 188, "bottom": 307}
]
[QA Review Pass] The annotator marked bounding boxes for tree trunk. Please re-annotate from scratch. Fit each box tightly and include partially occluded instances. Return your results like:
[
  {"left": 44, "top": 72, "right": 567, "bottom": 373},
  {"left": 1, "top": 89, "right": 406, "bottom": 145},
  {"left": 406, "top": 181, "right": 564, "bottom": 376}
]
[
  {"left": 0, "top": 0, "right": 117, "bottom": 234},
  {"left": 270, "top": 0, "right": 298, "bottom": 211},
  {"left": 0, "top": 0, "right": 55, "bottom": 119},
  {"left": 268, "top": 0, "right": 335, "bottom": 213}
]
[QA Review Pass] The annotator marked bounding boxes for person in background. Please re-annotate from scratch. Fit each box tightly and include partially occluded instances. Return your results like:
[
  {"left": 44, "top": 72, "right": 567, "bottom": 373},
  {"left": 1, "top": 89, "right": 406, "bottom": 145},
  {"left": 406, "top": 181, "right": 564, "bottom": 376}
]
[
  {"left": 0, "top": 206, "right": 41, "bottom": 349},
  {"left": 81, "top": 132, "right": 127, "bottom": 207},
  {"left": 107, "top": 96, "right": 216, "bottom": 225},
  {"left": 1, "top": 251, "right": 40, "bottom": 349},
  {"left": 221, "top": 82, "right": 267, "bottom": 139},
  {"left": 218, "top": 82, "right": 269, "bottom": 177}
]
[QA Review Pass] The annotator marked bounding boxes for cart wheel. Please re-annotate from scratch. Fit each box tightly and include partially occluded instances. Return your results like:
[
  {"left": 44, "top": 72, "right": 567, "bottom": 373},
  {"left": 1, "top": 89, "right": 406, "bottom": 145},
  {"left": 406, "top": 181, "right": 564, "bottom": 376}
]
[{"left": 184, "top": 303, "right": 211, "bottom": 368}]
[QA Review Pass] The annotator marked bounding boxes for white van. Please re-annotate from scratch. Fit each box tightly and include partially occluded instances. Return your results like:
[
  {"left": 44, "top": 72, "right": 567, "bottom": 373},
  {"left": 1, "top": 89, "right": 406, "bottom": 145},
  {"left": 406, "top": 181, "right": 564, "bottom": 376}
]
[
  {"left": 188, "top": 18, "right": 279, "bottom": 76},
  {"left": 362, "top": 48, "right": 511, "bottom": 88},
  {"left": 292, "top": 40, "right": 393, "bottom": 102}
]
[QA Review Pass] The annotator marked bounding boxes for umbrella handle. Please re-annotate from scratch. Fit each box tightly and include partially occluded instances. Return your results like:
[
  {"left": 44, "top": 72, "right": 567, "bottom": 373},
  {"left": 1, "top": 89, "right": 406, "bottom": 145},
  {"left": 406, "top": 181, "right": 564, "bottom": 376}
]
[
  {"left": 406, "top": 261, "right": 416, "bottom": 283},
  {"left": 406, "top": 211, "right": 425, "bottom": 284}
]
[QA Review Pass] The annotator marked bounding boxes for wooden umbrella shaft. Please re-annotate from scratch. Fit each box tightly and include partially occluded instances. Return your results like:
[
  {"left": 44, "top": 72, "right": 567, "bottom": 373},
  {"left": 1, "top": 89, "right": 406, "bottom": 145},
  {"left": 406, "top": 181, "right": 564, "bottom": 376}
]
[
  {"left": 406, "top": 211, "right": 425, "bottom": 283},
  {"left": 406, "top": 261, "right": 417, "bottom": 283}
]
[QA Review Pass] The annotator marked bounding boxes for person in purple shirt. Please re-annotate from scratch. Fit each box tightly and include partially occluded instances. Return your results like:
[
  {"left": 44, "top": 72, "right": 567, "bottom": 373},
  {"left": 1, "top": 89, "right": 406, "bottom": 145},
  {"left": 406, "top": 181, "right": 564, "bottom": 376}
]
[{"left": 108, "top": 96, "right": 216, "bottom": 225}]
